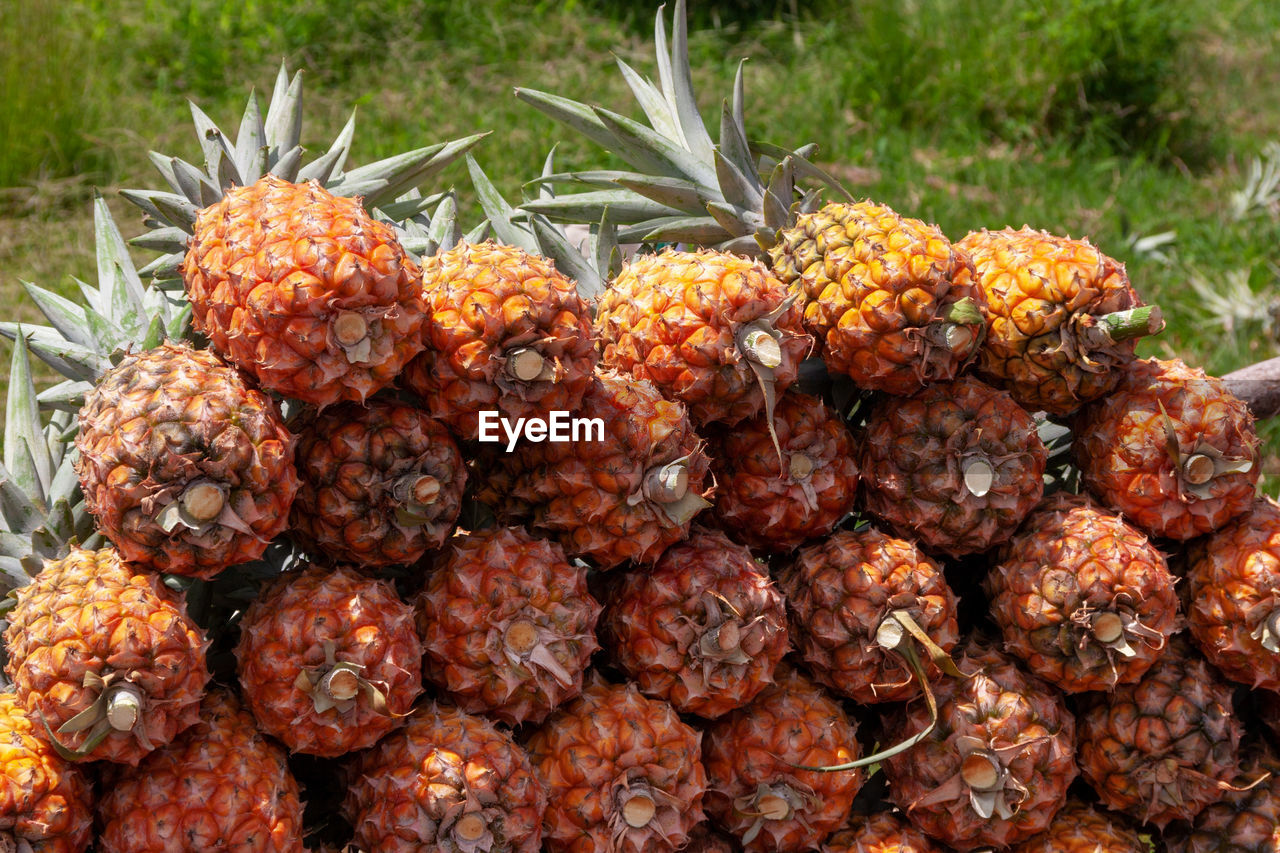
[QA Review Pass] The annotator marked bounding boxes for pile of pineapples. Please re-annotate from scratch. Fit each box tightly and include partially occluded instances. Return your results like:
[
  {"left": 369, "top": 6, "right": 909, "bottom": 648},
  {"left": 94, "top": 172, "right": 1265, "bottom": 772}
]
[{"left": 3, "top": 3, "right": 1278, "bottom": 851}]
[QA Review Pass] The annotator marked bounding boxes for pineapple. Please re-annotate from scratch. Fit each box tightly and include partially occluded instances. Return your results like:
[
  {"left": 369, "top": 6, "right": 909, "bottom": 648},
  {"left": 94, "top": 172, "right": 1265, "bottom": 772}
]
[
  {"left": 595, "top": 249, "right": 810, "bottom": 427},
  {"left": 525, "top": 678, "right": 707, "bottom": 853},
  {"left": 1161, "top": 747, "right": 1280, "bottom": 853},
  {"left": 778, "top": 527, "right": 960, "bottom": 705},
  {"left": 702, "top": 666, "right": 864, "bottom": 852},
  {"left": 0, "top": 692, "right": 94, "bottom": 853},
  {"left": 820, "top": 811, "right": 946, "bottom": 853},
  {"left": 707, "top": 390, "right": 858, "bottom": 553},
  {"left": 75, "top": 341, "right": 298, "bottom": 579},
  {"left": 476, "top": 369, "right": 712, "bottom": 569},
  {"left": 1072, "top": 357, "right": 1259, "bottom": 541},
  {"left": 879, "top": 639, "right": 1077, "bottom": 849},
  {"left": 234, "top": 563, "right": 422, "bottom": 757},
  {"left": 956, "top": 226, "right": 1162, "bottom": 415},
  {"left": 985, "top": 494, "right": 1180, "bottom": 693},
  {"left": 290, "top": 399, "right": 466, "bottom": 567},
  {"left": 1185, "top": 497, "right": 1280, "bottom": 690},
  {"left": 402, "top": 240, "right": 598, "bottom": 440},
  {"left": 1075, "top": 636, "right": 1245, "bottom": 828},
  {"left": 97, "top": 689, "right": 305, "bottom": 852},
  {"left": 858, "top": 375, "right": 1047, "bottom": 556},
  {"left": 342, "top": 702, "right": 547, "bottom": 853},
  {"left": 3, "top": 546, "right": 210, "bottom": 765},
  {"left": 601, "top": 526, "right": 789, "bottom": 718},
  {"left": 685, "top": 823, "right": 741, "bottom": 853},
  {"left": 415, "top": 526, "right": 601, "bottom": 725},
  {"left": 182, "top": 175, "right": 426, "bottom": 407},
  {"left": 1007, "top": 799, "right": 1147, "bottom": 853}
]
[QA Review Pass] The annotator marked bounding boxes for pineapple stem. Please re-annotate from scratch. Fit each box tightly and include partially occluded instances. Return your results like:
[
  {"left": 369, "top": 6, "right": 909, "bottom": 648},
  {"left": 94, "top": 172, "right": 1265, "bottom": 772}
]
[
  {"left": 181, "top": 482, "right": 225, "bottom": 523},
  {"left": 960, "top": 752, "right": 1002, "bottom": 791},
  {"left": 333, "top": 312, "right": 369, "bottom": 347},
  {"left": 504, "top": 620, "right": 539, "bottom": 656},
  {"left": 1183, "top": 454, "right": 1216, "bottom": 485},
  {"left": 645, "top": 462, "right": 689, "bottom": 503},
  {"left": 393, "top": 474, "right": 441, "bottom": 506},
  {"left": 961, "top": 458, "right": 995, "bottom": 498},
  {"left": 455, "top": 814, "right": 489, "bottom": 843},
  {"left": 105, "top": 684, "right": 144, "bottom": 732},
  {"left": 788, "top": 453, "right": 814, "bottom": 480},
  {"left": 740, "top": 326, "right": 783, "bottom": 369},
  {"left": 940, "top": 297, "right": 984, "bottom": 326},
  {"left": 321, "top": 667, "right": 361, "bottom": 703},
  {"left": 1090, "top": 611, "right": 1125, "bottom": 645},
  {"left": 507, "top": 348, "right": 549, "bottom": 382},
  {"left": 755, "top": 794, "right": 791, "bottom": 821},
  {"left": 621, "top": 794, "right": 657, "bottom": 828},
  {"left": 1096, "top": 305, "right": 1164, "bottom": 343}
]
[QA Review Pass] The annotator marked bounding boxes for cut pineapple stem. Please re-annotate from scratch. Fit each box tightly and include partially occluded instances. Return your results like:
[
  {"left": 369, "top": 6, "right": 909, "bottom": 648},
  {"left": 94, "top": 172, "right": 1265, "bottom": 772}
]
[
  {"left": 321, "top": 667, "right": 362, "bottom": 703},
  {"left": 961, "top": 458, "right": 995, "bottom": 498},
  {"left": 755, "top": 794, "right": 791, "bottom": 821},
  {"left": 1090, "top": 612, "right": 1125, "bottom": 645},
  {"left": 504, "top": 620, "right": 540, "bottom": 656},
  {"left": 788, "top": 453, "right": 814, "bottom": 480},
  {"left": 960, "top": 752, "right": 1002, "bottom": 791},
  {"left": 1183, "top": 454, "right": 1216, "bottom": 485},
  {"left": 455, "top": 814, "right": 489, "bottom": 842},
  {"left": 622, "top": 795, "right": 657, "bottom": 828},
  {"left": 104, "top": 684, "right": 145, "bottom": 732},
  {"left": 507, "top": 348, "right": 549, "bottom": 382},
  {"left": 182, "top": 482, "right": 226, "bottom": 523},
  {"left": 393, "top": 474, "right": 441, "bottom": 506},
  {"left": 740, "top": 326, "right": 783, "bottom": 369},
  {"left": 1096, "top": 304, "right": 1164, "bottom": 343},
  {"left": 333, "top": 312, "right": 369, "bottom": 347},
  {"left": 646, "top": 462, "right": 689, "bottom": 502}
]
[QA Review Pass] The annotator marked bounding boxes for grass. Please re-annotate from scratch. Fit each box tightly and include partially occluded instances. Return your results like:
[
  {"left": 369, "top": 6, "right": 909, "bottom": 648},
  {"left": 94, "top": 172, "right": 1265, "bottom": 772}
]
[{"left": 3, "top": 0, "right": 1280, "bottom": 484}]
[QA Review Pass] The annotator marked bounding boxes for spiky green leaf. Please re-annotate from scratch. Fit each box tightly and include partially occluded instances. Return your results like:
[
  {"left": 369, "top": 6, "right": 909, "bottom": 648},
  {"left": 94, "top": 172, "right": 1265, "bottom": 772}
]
[
  {"left": 129, "top": 226, "right": 189, "bottom": 254},
  {"left": 467, "top": 155, "right": 538, "bottom": 254},
  {"left": 593, "top": 107, "right": 715, "bottom": 186},
  {"left": 263, "top": 63, "right": 303, "bottom": 166},
  {"left": 619, "top": 216, "right": 730, "bottom": 245},
  {"left": 522, "top": 191, "right": 676, "bottom": 225},
  {"left": 4, "top": 335, "right": 50, "bottom": 502},
  {"left": 666, "top": 0, "right": 715, "bottom": 164},
  {"left": 615, "top": 58, "right": 681, "bottom": 142},
  {"left": 20, "top": 283, "right": 91, "bottom": 351},
  {"left": 297, "top": 110, "right": 356, "bottom": 184},
  {"left": 0, "top": 325, "right": 103, "bottom": 383}
]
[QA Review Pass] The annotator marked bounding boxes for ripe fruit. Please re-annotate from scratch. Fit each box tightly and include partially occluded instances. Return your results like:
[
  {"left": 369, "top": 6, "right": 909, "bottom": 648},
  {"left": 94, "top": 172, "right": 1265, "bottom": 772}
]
[
  {"left": 75, "top": 342, "right": 298, "bottom": 579},
  {"left": 596, "top": 249, "right": 810, "bottom": 427},
  {"left": 821, "top": 811, "right": 945, "bottom": 853},
  {"left": 343, "top": 702, "right": 546, "bottom": 853},
  {"left": 526, "top": 679, "right": 707, "bottom": 853},
  {"left": 1185, "top": 498, "right": 1280, "bottom": 690},
  {"left": 477, "top": 369, "right": 713, "bottom": 569},
  {"left": 182, "top": 174, "right": 426, "bottom": 406},
  {"left": 1161, "top": 749, "right": 1280, "bottom": 853},
  {"left": 3, "top": 546, "right": 209, "bottom": 765},
  {"left": 97, "top": 690, "right": 305, "bottom": 852},
  {"left": 1007, "top": 799, "right": 1146, "bottom": 853},
  {"left": 416, "top": 527, "right": 601, "bottom": 725},
  {"left": 880, "top": 640, "right": 1077, "bottom": 849},
  {"left": 769, "top": 200, "right": 985, "bottom": 395},
  {"left": 235, "top": 563, "right": 422, "bottom": 757},
  {"left": 0, "top": 692, "right": 93, "bottom": 853},
  {"left": 957, "top": 226, "right": 1160, "bottom": 415},
  {"left": 858, "top": 375, "right": 1046, "bottom": 556},
  {"left": 702, "top": 667, "right": 864, "bottom": 852},
  {"left": 601, "top": 526, "right": 789, "bottom": 718},
  {"left": 403, "top": 240, "right": 597, "bottom": 439},
  {"left": 707, "top": 391, "right": 858, "bottom": 553},
  {"left": 1073, "top": 357, "right": 1259, "bottom": 541},
  {"left": 986, "top": 494, "right": 1179, "bottom": 692},
  {"left": 1076, "top": 637, "right": 1244, "bottom": 828},
  {"left": 778, "top": 527, "right": 960, "bottom": 704},
  {"left": 290, "top": 399, "right": 465, "bottom": 567}
]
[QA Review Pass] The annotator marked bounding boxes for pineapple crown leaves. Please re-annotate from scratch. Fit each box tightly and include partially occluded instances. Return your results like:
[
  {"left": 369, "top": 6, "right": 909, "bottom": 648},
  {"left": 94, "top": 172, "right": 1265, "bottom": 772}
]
[
  {"left": 123, "top": 62, "right": 489, "bottom": 282},
  {"left": 513, "top": 0, "right": 850, "bottom": 255},
  {"left": 0, "top": 195, "right": 189, "bottom": 414}
]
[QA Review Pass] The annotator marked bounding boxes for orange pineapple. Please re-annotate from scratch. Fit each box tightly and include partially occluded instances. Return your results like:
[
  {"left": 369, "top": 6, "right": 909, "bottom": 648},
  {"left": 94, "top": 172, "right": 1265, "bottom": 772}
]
[
  {"left": 235, "top": 563, "right": 422, "bottom": 757},
  {"left": 707, "top": 390, "right": 858, "bottom": 553},
  {"left": 1007, "top": 799, "right": 1147, "bottom": 853},
  {"left": 1162, "top": 748, "right": 1280, "bottom": 853},
  {"left": 3, "top": 546, "right": 209, "bottom": 766},
  {"left": 526, "top": 679, "right": 707, "bottom": 853},
  {"left": 343, "top": 702, "right": 546, "bottom": 853},
  {"left": 601, "top": 526, "right": 789, "bottom": 718},
  {"left": 416, "top": 527, "right": 601, "bottom": 725},
  {"left": 1073, "top": 357, "right": 1259, "bottom": 541},
  {"left": 182, "top": 175, "right": 425, "bottom": 406},
  {"left": 821, "top": 811, "right": 946, "bottom": 853},
  {"left": 75, "top": 342, "right": 298, "bottom": 579},
  {"left": 0, "top": 692, "right": 93, "bottom": 853},
  {"left": 97, "top": 689, "right": 305, "bottom": 852},
  {"left": 290, "top": 399, "right": 466, "bottom": 567},
  {"left": 956, "top": 226, "right": 1161, "bottom": 415},
  {"left": 403, "top": 240, "right": 597, "bottom": 439}
]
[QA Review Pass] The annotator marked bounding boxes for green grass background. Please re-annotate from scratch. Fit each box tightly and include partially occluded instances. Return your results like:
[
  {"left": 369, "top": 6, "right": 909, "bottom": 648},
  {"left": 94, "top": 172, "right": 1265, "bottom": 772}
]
[{"left": 3, "top": 0, "right": 1280, "bottom": 481}]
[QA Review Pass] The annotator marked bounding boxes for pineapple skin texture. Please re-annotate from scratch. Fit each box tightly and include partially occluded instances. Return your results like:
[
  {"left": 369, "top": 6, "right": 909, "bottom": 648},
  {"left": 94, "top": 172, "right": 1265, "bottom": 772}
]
[
  {"left": 595, "top": 249, "right": 810, "bottom": 426},
  {"left": 1007, "top": 799, "right": 1147, "bottom": 853},
  {"left": 75, "top": 342, "right": 298, "bottom": 579},
  {"left": 183, "top": 175, "right": 426, "bottom": 407},
  {"left": 1073, "top": 357, "right": 1260, "bottom": 541},
  {"left": 708, "top": 391, "right": 858, "bottom": 553},
  {"left": 1162, "top": 750, "right": 1280, "bottom": 853},
  {"left": 2, "top": 547, "right": 210, "bottom": 766},
  {"left": 821, "top": 810, "right": 947, "bottom": 853},
  {"left": 343, "top": 703, "right": 547, "bottom": 853},
  {"left": 858, "top": 375, "right": 1046, "bottom": 556},
  {"left": 476, "top": 370, "right": 713, "bottom": 570},
  {"left": 290, "top": 400, "right": 466, "bottom": 567},
  {"left": 1076, "top": 637, "right": 1243, "bottom": 829},
  {"left": 602, "top": 526, "right": 789, "bottom": 719},
  {"left": 416, "top": 527, "right": 601, "bottom": 726},
  {"left": 0, "top": 693, "right": 94, "bottom": 853},
  {"left": 779, "top": 527, "right": 959, "bottom": 705},
  {"left": 526, "top": 680, "right": 707, "bottom": 853},
  {"left": 702, "top": 667, "right": 863, "bottom": 852},
  {"left": 1186, "top": 498, "right": 1280, "bottom": 690},
  {"left": 957, "top": 226, "right": 1139, "bottom": 415},
  {"left": 234, "top": 563, "right": 423, "bottom": 757},
  {"left": 880, "top": 640, "right": 1077, "bottom": 849},
  {"left": 986, "top": 494, "right": 1179, "bottom": 693},
  {"left": 403, "top": 240, "right": 598, "bottom": 440},
  {"left": 769, "top": 201, "right": 985, "bottom": 396},
  {"left": 97, "top": 690, "right": 305, "bottom": 853}
]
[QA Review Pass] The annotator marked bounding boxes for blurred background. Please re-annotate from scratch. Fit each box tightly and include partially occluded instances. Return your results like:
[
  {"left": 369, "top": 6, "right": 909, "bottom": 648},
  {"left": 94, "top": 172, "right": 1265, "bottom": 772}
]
[{"left": 2, "top": 0, "right": 1279, "bottom": 472}]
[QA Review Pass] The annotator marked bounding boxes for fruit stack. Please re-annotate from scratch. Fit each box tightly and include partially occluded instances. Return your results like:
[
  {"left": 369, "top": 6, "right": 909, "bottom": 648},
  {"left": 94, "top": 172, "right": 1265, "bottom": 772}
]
[{"left": 1, "top": 3, "right": 1278, "bottom": 852}]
